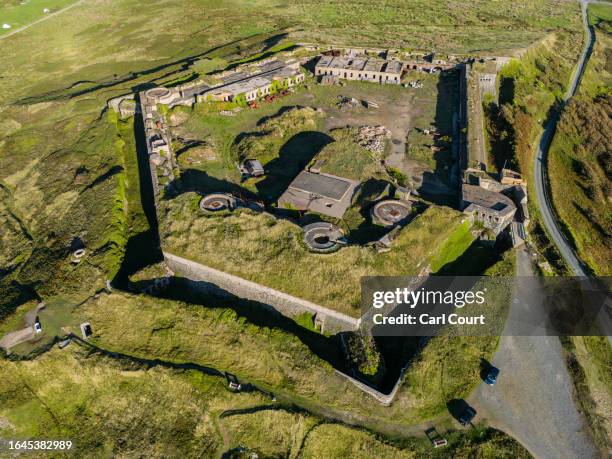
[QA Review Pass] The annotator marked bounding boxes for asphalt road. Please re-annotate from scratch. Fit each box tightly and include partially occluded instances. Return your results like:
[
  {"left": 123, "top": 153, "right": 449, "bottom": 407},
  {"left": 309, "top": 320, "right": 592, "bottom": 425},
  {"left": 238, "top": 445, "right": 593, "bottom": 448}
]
[
  {"left": 470, "top": 247, "right": 598, "bottom": 459},
  {"left": 533, "top": 0, "right": 593, "bottom": 277},
  {"left": 533, "top": 0, "right": 612, "bottom": 340}
]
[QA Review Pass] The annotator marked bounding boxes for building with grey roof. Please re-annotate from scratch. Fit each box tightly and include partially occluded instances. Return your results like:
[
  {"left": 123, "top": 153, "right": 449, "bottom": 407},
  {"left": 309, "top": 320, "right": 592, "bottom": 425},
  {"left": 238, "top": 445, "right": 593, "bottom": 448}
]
[
  {"left": 277, "top": 170, "right": 359, "bottom": 219},
  {"left": 314, "top": 55, "right": 403, "bottom": 84},
  {"left": 461, "top": 184, "right": 516, "bottom": 235}
]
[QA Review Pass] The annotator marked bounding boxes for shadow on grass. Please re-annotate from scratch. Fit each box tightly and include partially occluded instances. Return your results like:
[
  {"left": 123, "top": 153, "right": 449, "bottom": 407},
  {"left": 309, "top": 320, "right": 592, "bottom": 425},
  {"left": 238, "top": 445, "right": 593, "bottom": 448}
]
[
  {"left": 255, "top": 131, "right": 334, "bottom": 201},
  {"left": 158, "top": 277, "right": 349, "bottom": 373},
  {"left": 415, "top": 70, "right": 461, "bottom": 201},
  {"left": 164, "top": 168, "right": 258, "bottom": 201},
  {"left": 434, "top": 240, "right": 504, "bottom": 276}
]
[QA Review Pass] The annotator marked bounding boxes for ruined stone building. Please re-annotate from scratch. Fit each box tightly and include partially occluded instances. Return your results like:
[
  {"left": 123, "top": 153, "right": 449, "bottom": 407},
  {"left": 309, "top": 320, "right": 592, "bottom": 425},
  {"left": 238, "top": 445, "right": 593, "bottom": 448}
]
[
  {"left": 199, "top": 61, "right": 304, "bottom": 103},
  {"left": 461, "top": 184, "right": 516, "bottom": 235},
  {"left": 314, "top": 55, "right": 403, "bottom": 84}
]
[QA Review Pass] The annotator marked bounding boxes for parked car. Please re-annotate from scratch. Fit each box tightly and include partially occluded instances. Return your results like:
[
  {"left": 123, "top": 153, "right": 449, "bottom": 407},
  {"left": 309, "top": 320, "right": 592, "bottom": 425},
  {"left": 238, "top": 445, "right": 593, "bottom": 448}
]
[
  {"left": 484, "top": 366, "right": 500, "bottom": 385},
  {"left": 34, "top": 321, "right": 42, "bottom": 334},
  {"left": 458, "top": 406, "right": 477, "bottom": 426}
]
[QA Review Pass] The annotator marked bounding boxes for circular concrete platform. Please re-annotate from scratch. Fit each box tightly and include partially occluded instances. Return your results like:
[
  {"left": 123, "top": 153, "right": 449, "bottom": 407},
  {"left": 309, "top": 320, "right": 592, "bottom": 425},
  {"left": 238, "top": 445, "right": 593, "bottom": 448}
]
[
  {"left": 199, "top": 193, "right": 236, "bottom": 212},
  {"left": 371, "top": 200, "right": 411, "bottom": 227},
  {"left": 303, "top": 222, "right": 345, "bottom": 253},
  {"left": 146, "top": 87, "right": 171, "bottom": 100}
]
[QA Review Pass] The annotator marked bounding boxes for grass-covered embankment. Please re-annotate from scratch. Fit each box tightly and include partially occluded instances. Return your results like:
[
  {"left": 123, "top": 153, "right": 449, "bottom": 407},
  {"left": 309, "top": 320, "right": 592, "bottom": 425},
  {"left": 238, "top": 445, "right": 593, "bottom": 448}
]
[
  {"left": 0, "top": 347, "right": 531, "bottom": 457},
  {"left": 0, "top": 104, "right": 133, "bottom": 316},
  {"left": 160, "top": 202, "right": 474, "bottom": 316},
  {"left": 69, "top": 291, "right": 498, "bottom": 429},
  {"left": 482, "top": 30, "right": 583, "bottom": 273}
]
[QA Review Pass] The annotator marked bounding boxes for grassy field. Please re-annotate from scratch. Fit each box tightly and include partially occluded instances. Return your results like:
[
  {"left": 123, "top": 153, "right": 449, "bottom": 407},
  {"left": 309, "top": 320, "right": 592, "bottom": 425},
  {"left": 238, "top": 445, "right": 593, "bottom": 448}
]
[
  {"left": 0, "top": 105, "right": 130, "bottom": 311},
  {"left": 0, "top": 0, "right": 77, "bottom": 35},
  {"left": 160, "top": 202, "right": 474, "bottom": 316},
  {"left": 0, "top": 0, "right": 583, "bottom": 105},
  {"left": 0, "top": 347, "right": 530, "bottom": 457}
]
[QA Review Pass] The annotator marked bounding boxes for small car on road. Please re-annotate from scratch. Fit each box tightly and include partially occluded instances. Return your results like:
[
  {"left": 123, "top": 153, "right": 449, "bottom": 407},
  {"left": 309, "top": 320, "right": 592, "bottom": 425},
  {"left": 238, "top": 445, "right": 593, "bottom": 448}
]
[
  {"left": 484, "top": 366, "right": 500, "bottom": 385},
  {"left": 458, "top": 406, "right": 477, "bottom": 426}
]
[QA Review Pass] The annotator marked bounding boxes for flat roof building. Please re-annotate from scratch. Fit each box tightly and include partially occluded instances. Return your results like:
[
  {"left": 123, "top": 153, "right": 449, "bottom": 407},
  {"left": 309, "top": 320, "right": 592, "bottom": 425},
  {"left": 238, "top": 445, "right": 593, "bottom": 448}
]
[
  {"left": 278, "top": 170, "right": 359, "bottom": 219},
  {"left": 315, "top": 55, "right": 403, "bottom": 84},
  {"left": 201, "top": 61, "right": 304, "bottom": 103}
]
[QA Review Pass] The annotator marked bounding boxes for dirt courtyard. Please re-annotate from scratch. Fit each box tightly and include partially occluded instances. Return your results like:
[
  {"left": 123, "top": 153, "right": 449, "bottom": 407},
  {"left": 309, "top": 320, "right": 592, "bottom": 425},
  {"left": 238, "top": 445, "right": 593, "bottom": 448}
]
[{"left": 170, "top": 73, "right": 459, "bottom": 197}]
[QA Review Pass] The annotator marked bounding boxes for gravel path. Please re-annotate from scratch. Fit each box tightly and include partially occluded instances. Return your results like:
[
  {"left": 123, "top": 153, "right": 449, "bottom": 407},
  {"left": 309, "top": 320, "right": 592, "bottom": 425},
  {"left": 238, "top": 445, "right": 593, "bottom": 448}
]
[{"left": 469, "top": 247, "right": 598, "bottom": 458}]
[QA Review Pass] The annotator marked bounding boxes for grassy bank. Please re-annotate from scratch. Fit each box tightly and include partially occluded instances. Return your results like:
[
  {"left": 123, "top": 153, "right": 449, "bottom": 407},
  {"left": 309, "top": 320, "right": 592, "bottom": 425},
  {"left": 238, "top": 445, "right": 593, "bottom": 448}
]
[
  {"left": 67, "top": 291, "right": 497, "bottom": 429},
  {"left": 0, "top": 348, "right": 530, "bottom": 457},
  {"left": 482, "top": 31, "right": 583, "bottom": 273},
  {"left": 0, "top": 103, "right": 131, "bottom": 305}
]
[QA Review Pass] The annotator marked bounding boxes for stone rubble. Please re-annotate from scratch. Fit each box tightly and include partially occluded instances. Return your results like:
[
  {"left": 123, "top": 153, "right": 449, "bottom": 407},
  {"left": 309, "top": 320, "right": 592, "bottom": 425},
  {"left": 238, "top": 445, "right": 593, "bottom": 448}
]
[{"left": 356, "top": 125, "right": 392, "bottom": 153}]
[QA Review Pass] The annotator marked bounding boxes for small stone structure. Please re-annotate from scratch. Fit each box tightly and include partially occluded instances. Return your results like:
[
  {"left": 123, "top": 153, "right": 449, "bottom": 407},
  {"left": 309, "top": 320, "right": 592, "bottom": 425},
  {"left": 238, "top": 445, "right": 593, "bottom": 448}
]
[
  {"left": 242, "top": 159, "right": 265, "bottom": 177},
  {"left": 302, "top": 222, "right": 346, "bottom": 253},
  {"left": 277, "top": 170, "right": 359, "bottom": 219},
  {"left": 371, "top": 199, "right": 412, "bottom": 227},
  {"left": 199, "top": 193, "right": 237, "bottom": 212},
  {"left": 461, "top": 184, "right": 516, "bottom": 235},
  {"left": 80, "top": 322, "right": 92, "bottom": 340}
]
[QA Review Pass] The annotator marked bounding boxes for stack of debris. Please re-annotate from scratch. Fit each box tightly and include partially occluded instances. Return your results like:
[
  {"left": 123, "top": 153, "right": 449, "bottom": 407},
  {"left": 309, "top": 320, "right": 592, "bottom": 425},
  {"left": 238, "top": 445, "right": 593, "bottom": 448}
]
[
  {"left": 356, "top": 125, "right": 392, "bottom": 153},
  {"left": 405, "top": 80, "right": 423, "bottom": 88},
  {"left": 337, "top": 96, "right": 359, "bottom": 110}
]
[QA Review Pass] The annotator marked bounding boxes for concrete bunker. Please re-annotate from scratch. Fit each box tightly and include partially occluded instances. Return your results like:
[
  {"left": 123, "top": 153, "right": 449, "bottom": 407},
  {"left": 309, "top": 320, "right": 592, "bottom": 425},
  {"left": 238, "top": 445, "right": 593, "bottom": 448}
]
[
  {"left": 278, "top": 170, "right": 359, "bottom": 219},
  {"left": 302, "top": 222, "right": 346, "bottom": 253},
  {"left": 371, "top": 199, "right": 412, "bottom": 227},
  {"left": 200, "top": 193, "right": 237, "bottom": 212}
]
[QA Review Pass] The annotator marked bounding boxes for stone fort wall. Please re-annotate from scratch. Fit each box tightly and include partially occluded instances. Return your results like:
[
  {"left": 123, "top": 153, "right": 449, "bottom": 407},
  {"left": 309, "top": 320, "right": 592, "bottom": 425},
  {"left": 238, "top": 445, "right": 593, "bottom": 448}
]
[{"left": 164, "top": 252, "right": 360, "bottom": 334}]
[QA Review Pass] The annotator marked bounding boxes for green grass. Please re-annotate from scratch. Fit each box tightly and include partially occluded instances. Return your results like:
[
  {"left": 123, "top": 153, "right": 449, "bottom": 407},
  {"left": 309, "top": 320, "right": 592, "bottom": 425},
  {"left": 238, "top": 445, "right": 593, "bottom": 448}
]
[
  {"left": 429, "top": 221, "right": 474, "bottom": 273},
  {"left": 588, "top": 3, "right": 612, "bottom": 32},
  {"left": 0, "top": 103, "right": 131, "bottom": 301},
  {"left": 74, "top": 292, "right": 500, "bottom": 428},
  {"left": 0, "top": 0, "right": 77, "bottom": 35},
  {"left": 312, "top": 127, "right": 384, "bottom": 181},
  {"left": 160, "top": 202, "right": 472, "bottom": 316},
  {"left": 0, "top": 347, "right": 530, "bottom": 457},
  {"left": 561, "top": 336, "right": 612, "bottom": 454},
  {"left": 548, "top": 96, "right": 611, "bottom": 275}
]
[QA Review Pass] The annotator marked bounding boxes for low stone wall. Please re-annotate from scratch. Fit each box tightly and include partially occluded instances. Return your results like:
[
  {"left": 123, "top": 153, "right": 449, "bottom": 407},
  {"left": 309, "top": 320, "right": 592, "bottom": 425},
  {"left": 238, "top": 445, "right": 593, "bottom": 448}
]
[{"left": 164, "top": 252, "right": 360, "bottom": 333}]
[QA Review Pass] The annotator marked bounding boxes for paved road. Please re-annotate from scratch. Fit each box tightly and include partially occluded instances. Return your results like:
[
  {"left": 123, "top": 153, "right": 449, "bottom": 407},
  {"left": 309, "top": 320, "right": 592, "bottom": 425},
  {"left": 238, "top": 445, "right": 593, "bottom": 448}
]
[
  {"left": 533, "top": 0, "right": 612, "bottom": 340},
  {"left": 470, "top": 247, "right": 598, "bottom": 459},
  {"left": 533, "top": 0, "right": 593, "bottom": 277},
  {"left": 0, "top": 0, "right": 85, "bottom": 41}
]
